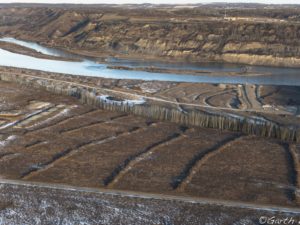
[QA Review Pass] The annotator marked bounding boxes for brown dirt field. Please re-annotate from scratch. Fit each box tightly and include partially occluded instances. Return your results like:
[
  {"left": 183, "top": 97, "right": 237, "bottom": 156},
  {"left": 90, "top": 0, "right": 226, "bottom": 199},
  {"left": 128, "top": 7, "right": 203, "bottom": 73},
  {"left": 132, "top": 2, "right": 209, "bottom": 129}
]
[
  {"left": 111, "top": 128, "right": 238, "bottom": 193},
  {"left": 0, "top": 80, "right": 299, "bottom": 209},
  {"left": 260, "top": 86, "right": 300, "bottom": 107},
  {"left": 25, "top": 122, "right": 182, "bottom": 187},
  {"left": 184, "top": 136, "right": 295, "bottom": 205}
]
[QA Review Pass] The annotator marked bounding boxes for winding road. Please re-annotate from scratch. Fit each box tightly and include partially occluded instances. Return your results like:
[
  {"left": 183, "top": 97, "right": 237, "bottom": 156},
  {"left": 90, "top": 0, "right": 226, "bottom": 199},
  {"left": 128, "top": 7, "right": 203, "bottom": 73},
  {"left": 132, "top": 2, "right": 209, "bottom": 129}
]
[{"left": 0, "top": 71, "right": 292, "bottom": 116}]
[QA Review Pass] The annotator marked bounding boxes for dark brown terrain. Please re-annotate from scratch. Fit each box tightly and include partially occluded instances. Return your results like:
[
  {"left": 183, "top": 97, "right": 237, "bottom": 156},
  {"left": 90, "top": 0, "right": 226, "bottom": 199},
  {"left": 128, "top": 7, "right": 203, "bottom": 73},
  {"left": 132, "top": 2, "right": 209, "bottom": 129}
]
[
  {"left": 0, "top": 79, "right": 299, "bottom": 208},
  {"left": 0, "top": 76, "right": 299, "bottom": 224}
]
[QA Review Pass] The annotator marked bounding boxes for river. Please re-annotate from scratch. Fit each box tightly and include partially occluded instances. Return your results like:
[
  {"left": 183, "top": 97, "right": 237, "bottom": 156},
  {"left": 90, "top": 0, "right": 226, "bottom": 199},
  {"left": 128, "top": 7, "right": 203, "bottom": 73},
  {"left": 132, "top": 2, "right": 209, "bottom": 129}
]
[{"left": 0, "top": 37, "right": 300, "bottom": 86}]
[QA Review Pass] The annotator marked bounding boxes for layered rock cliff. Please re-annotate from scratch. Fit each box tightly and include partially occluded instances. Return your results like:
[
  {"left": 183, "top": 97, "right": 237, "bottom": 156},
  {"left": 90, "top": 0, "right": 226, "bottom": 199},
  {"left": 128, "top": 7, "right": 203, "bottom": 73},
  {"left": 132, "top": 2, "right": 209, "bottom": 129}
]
[{"left": 1, "top": 4, "right": 300, "bottom": 67}]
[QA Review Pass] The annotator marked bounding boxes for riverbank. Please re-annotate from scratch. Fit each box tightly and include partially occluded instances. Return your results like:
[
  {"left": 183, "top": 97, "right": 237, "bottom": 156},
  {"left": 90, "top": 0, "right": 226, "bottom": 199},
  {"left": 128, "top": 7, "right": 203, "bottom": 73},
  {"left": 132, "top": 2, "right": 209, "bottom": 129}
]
[
  {"left": 2, "top": 5, "right": 300, "bottom": 68},
  {"left": 106, "top": 65, "right": 268, "bottom": 77},
  {"left": 0, "top": 41, "right": 79, "bottom": 62},
  {"left": 1, "top": 41, "right": 300, "bottom": 86},
  {"left": 15, "top": 35, "right": 300, "bottom": 69}
]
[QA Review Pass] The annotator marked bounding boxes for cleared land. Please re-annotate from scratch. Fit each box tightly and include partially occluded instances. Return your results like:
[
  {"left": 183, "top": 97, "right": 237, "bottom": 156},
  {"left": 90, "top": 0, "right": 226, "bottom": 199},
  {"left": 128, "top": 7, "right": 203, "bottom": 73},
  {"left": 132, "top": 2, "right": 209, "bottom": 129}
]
[{"left": 0, "top": 80, "right": 299, "bottom": 210}]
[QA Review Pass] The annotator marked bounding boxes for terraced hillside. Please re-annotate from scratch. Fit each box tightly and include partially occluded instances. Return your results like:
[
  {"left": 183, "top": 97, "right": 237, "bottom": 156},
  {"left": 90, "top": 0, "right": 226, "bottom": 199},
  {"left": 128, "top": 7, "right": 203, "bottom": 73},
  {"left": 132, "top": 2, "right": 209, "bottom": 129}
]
[
  {"left": 0, "top": 80, "right": 299, "bottom": 208},
  {"left": 1, "top": 4, "right": 300, "bottom": 67}
]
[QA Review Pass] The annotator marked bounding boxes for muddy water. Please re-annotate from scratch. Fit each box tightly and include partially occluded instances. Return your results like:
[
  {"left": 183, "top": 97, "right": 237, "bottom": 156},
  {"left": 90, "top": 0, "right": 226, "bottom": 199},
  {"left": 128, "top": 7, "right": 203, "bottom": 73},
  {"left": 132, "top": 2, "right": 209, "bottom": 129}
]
[{"left": 0, "top": 37, "right": 300, "bottom": 86}]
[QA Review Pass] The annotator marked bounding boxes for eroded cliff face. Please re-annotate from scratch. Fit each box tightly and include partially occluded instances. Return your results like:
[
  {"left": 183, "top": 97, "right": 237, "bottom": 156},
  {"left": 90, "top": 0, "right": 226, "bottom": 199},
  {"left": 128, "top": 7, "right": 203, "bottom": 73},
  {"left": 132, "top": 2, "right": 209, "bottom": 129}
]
[{"left": 1, "top": 5, "right": 300, "bottom": 67}]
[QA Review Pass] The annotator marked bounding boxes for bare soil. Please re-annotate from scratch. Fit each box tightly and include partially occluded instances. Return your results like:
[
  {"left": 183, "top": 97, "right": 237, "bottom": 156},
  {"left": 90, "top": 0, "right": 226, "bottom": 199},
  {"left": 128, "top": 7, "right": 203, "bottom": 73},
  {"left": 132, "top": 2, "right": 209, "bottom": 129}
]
[{"left": 0, "top": 80, "right": 299, "bottom": 209}]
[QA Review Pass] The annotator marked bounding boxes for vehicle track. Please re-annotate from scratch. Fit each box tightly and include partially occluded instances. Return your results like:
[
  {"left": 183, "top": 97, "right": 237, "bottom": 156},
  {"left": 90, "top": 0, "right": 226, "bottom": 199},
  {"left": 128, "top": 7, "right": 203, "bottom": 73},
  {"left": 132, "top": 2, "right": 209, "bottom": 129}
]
[
  {"left": 203, "top": 89, "right": 235, "bottom": 108},
  {"left": 175, "top": 98, "right": 188, "bottom": 114},
  {"left": 1, "top": 72, "right": 289, "bottom": 115},
  {"left": 192, "top": 90, "right": 211, "bottom": 101},
  {"left": 245, "top": 84, "right": 263, "bottom": 110},
  {"left": 237, "top": 85, "right": 251, "bottom": 109}
]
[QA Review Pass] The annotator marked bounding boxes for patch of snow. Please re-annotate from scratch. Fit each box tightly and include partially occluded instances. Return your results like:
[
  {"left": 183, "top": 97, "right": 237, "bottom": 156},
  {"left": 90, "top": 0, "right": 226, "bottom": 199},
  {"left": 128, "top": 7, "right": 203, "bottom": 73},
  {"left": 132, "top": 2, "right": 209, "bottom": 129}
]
[
  {"left": 226, "top": 113, "right": 268, "bottom": 125},
  {"left": 138, "top": 82, "right": 173, "bottom": 94},
  {"left": 0, "top": 109, "right": 47, "bottom": 130},
  {"left": 98, "top": 95, "right": 145, "bottom": 106},
  {"left": 0, "top": 121, "right": 17, "bottom": 130},
  {"left": 262, "top": 104, "right": 272, "bottom": 109},
  {"left": 0, "top": 135, "right": 17, "bottom": 147},
  {"left": 25, "top": 108, "right": 71, "bottom": 129}
]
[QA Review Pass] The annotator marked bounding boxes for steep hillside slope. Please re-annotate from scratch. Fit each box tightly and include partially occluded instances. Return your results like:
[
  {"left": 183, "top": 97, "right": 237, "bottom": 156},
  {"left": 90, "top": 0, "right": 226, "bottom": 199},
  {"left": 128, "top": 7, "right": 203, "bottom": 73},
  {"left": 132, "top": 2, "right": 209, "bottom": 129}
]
[{"left": 1, "top": 5, "right": 300, "bottom": 67}]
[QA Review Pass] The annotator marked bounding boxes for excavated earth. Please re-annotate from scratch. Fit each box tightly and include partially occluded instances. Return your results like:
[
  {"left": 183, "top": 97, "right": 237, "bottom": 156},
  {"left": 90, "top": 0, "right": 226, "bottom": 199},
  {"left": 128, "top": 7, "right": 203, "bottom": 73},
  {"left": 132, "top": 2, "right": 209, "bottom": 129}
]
[{"left": 0, "top": 79, "right": 299, "bottom": 224}]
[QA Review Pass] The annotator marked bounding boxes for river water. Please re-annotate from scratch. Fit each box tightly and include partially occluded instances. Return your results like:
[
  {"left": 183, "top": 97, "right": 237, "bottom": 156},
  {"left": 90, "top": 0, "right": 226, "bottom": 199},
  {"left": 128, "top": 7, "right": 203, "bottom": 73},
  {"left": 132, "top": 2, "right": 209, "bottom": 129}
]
[{"left": 0, "top": 37, "right": 300, "bottom": 86}]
